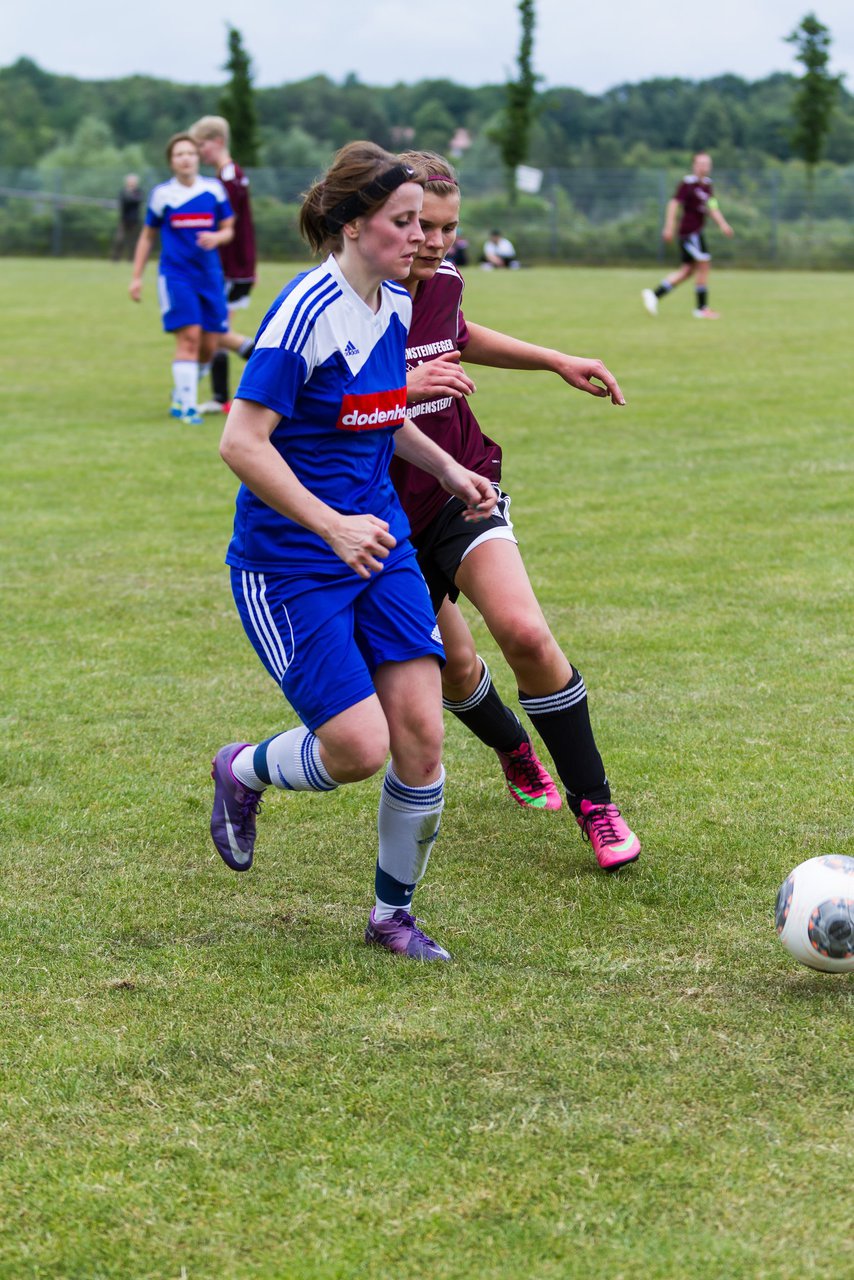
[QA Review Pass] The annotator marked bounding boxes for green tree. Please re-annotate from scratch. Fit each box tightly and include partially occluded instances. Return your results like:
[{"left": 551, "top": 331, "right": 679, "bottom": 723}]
[
  {"left": 259, "top": 124, "right": 331, "bottom": 170},
  {"left": 686, "top": 94, "right": 733, "bottom": 153},
  {"left": 494, "top": 0, "right": 538, "bottom": 201},
  {"left": 785, "top": 13, "right": 843, "bottom": 203},
  {"left": 219, "top": 26, "right": 259, "bottom": 165},
  {"left": 413, "top": 98, "right": 456, "bottom": 153},
  {"left": 37, "top": 115, "right": 147, "bottom": 196}
]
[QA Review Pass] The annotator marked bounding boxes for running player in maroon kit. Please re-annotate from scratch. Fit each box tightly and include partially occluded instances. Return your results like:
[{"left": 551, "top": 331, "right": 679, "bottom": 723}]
[
  {"left": 642, "top": 152, "right": 733, "bottom": 319},
  {"left": 391, "top": 152, "right": 641, "bottom": 871},
  {"left": 189, "top": 116, "right": 257, "bottom": 409}
]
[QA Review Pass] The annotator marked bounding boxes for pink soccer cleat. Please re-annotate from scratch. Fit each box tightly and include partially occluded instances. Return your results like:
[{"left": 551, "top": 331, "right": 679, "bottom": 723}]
[
  {"left": 577, "top": 799, "right": 641, "bottom": 871},
  {"left": 496, "top": 739, "right": 562, "bottom": 811}
]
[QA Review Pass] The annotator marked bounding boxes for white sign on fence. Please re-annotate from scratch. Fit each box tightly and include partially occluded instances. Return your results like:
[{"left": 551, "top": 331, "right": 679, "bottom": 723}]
[{"left": 515, "top": 165, "right": 543, "bottom": 194}]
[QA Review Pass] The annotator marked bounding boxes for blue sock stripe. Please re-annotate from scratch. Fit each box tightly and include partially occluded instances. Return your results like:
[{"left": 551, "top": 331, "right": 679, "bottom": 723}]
[
  {"left": 375, "top": 862, "right": 415, "bottom": 907},
  {"left": 301, "top": 732, "right": 336, "bottom": 791},
  {"left": 253, "top": 740, "right": 273, "bottom": 787},
  {"left": 383, "top": 772, "right": 445, "bottom": 809}
]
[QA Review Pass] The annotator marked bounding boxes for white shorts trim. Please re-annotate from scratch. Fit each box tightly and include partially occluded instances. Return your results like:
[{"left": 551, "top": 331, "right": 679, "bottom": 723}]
[{"left": 459, "top": 525, "right": 518, "bottom": 563}]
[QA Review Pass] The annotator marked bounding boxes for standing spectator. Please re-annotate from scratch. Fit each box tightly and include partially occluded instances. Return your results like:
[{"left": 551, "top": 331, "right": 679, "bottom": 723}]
[
  {"left": 129, "top": 133, "right": 233, "bottom": 425},
  {"left": 189, "top": 115, "right": 257, "bottom": 411},
  {"left": 642, "top": 152, "right": 734, "bottom": 319},
  {"left": 209, "top": 142, "right": 498, "bottom": 962},
  {"left": 481, "top": 229, "right": 519, "bottom": 269},
  {"left": 111, "top": 174, "right": 143, "bottom": 261}
]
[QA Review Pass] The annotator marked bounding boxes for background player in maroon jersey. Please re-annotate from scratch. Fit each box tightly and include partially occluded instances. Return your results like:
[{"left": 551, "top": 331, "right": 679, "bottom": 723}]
[
  {"left": 392, "top": 152, "right": 641, "bottom": 872},
  {"left": 189, "top": 116, "right": 257, "bottom": 409},
  {"left": 642, "top": 152, "right": 733, "bottom": 319}
]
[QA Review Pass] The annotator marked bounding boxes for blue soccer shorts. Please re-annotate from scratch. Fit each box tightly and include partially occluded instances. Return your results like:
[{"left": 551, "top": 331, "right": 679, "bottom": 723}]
[
  {"left": 230, "top": 547, "right": 445, "bottom": 731},
  {"left": 157, "top": 272, "right": 229, "bottom": 333}
]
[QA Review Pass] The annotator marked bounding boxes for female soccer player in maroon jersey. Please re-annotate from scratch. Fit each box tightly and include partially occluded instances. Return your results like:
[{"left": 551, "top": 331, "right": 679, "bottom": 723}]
[
  {"left": 642, "top": 152, "right": 734, "bottom": 319},
  {"left": 391, "top": 152, "right": 641, "bottom": 871}
]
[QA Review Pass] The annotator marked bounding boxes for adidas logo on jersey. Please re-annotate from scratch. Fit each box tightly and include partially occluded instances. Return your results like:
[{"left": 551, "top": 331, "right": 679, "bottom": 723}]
[
  {"left": 337, "top": 387, "right": 407, "bottom": 431},
  {"left": 344, "top": 340, "right": 360, "bottom": 357}
]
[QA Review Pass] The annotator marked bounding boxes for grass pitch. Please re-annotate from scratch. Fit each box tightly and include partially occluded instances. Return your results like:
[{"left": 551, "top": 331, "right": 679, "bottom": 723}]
[{"left": 0, "top": 260, "right": 851, "bottom": 1280}]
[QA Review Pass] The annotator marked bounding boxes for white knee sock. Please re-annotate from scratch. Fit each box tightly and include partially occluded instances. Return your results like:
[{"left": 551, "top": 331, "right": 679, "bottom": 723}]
[
  {"left": 233, "top": 728, "right": 339, "bottom": 792},
  {"left": 172, "top": 360, "right": 198, "bottom": 412},
  {"left": 374, "top": 765, "right": 445, "bottom": 920}
]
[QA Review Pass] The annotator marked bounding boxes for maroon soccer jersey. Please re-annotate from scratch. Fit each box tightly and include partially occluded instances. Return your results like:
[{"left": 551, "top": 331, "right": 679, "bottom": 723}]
[
  {"left": 675, "top": 175, "right": 713, "bottom": 236},
  {"left": 218, "top": 161, "right": 256, "bottom": 282},
  {"left": 390, "top": 261, "right": 502, "bottom": 537}
]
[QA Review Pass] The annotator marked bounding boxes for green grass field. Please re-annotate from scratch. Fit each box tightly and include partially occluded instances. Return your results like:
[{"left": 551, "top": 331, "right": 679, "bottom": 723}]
[{"left": 1, "top": 259, "right": 851, "bottom": 1280}]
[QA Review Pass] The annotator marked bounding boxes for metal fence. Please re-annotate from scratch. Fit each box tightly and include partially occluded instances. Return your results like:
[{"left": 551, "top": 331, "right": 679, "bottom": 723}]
[{"left": 2, "top": 166, "right": 852, "bottom": 268}]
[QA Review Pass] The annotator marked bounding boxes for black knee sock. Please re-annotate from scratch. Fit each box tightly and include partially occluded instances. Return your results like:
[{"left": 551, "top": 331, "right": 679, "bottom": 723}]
[
  {"left": 238, "top": 338, "right": 255, "bottom": 359},
  {"left": 444, "top": 659, "right": 527, "bottom": 754},
  {"left": 518, "top": 668, "right": 610, "bottom": 815},
  {"left": 696, "top": 286, "right": 708, "bottom": 310},
  {"left": 211, "top": 351, "right": 229, "bottom": 404}
]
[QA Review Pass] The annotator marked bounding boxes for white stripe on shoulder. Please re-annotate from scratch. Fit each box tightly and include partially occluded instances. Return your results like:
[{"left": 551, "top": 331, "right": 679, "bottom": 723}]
[{"left": 257, "top": 270, "right": 343, "bottom": 354}]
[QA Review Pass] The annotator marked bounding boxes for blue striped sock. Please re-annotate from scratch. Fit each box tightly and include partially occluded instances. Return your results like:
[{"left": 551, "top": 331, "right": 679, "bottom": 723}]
[
  {"left": 255, "top": 728, "right": 338, "bottom": 792},
  {"left": 375, "top": 765, "right": 445, "bottom": 917}
]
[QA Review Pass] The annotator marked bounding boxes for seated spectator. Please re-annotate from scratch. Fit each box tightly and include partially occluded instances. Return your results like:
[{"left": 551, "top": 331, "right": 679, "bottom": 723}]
[{"left": 482, "top": 229, "right": 519, "bottom": 269}]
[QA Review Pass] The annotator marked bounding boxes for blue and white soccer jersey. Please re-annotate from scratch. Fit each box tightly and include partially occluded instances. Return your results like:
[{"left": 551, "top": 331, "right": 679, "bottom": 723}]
[
  {"left": 228, "top": 254, "right": 414, "bottom": 576},
  {"left": 226, "top": 254, "right": 444, "bottom": 727},
  {"left": 145, "top": 176, "right": 232, "bottom": 333}
]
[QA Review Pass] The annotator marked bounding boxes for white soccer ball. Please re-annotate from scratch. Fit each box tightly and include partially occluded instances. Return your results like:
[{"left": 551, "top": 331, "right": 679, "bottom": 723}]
[{"left": 775, "top": 856, "right": 854, "bottom": 973}]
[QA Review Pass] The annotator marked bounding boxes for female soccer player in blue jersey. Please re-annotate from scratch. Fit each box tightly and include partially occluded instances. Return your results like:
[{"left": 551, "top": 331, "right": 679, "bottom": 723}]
[
  {"left": 209, "top": 142, "right": 498, "bottom": 962},
  {"left": 391, "top": 152, "right": 641, "bottom": 872},
  {"left": 129, "top": 133, "right": 234, "bottom": 424}
]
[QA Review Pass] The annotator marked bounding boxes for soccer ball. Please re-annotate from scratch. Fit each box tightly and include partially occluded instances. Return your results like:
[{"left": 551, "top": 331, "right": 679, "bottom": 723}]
[{"left": 775, "top": 856, "right": 854, "bottom": 973}]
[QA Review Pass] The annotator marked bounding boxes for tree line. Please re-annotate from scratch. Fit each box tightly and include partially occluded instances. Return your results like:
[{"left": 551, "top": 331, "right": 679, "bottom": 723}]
[{"left": 1, "top": 53, "right": 852, "bottom": 178}]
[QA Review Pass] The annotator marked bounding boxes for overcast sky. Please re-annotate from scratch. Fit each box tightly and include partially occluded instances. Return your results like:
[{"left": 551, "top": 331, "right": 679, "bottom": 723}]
[{"left": 4, "top": 1, "right": 853, "bottom": 94}]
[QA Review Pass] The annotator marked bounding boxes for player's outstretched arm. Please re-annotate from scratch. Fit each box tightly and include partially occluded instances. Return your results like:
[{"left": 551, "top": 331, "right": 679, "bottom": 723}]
[
  {"left": 462, "top": 322, "right": 625, "bottom": 405},
  {"left": 220, "top": 399, "right": 396, "bottom": 578},
  {"left": 394, "top": 420, "right": 497, "bottom": 521},
  {"left": 407, "top": 351, "right": 477, "bottom": 403}
]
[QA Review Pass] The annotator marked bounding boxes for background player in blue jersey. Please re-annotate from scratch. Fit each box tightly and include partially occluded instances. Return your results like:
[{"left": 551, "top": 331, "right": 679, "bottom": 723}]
[
  {"left": 129, "top": 133, "right": 234, "bottom": 425},
  {"left": 209, "top": 142, "right": 498, "bottom": 963}
]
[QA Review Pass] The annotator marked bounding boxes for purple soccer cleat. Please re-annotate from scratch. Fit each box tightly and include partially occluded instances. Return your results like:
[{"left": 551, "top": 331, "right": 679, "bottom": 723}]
[
  {"left": 364, "top": 908, "right": 451, "bottom": 962},
  {"left": 210, "top": 742, "right": 263, "bottom": 871}
]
